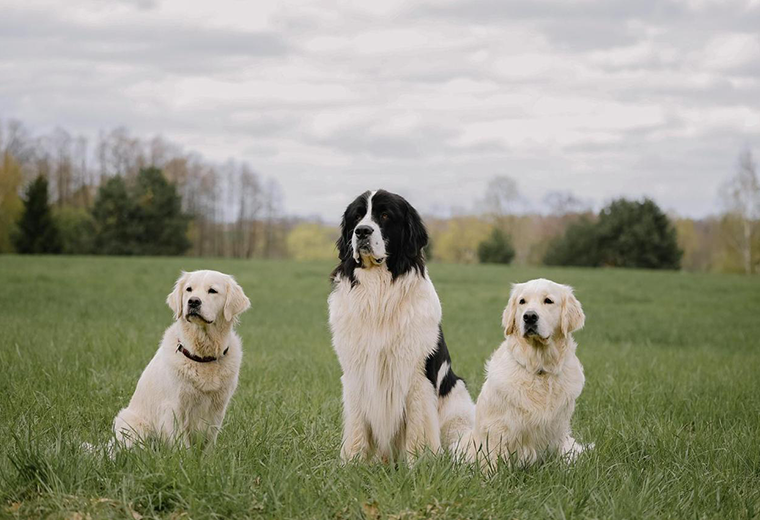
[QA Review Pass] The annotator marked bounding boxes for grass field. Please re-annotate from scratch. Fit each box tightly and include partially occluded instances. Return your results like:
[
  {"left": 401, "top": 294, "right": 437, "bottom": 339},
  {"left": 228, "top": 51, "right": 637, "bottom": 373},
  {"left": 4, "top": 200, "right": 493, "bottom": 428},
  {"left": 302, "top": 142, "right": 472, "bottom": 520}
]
[{"left": 1, "top": 255, "right": 759, "bottom": 519}]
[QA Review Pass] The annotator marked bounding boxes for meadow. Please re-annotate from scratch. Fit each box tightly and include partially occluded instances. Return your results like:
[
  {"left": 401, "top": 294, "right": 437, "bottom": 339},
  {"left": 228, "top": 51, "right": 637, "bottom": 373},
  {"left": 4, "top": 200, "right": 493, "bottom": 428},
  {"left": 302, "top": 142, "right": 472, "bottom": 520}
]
[{"left": 1, "top": 255, "right": 759, "bottom": 519}]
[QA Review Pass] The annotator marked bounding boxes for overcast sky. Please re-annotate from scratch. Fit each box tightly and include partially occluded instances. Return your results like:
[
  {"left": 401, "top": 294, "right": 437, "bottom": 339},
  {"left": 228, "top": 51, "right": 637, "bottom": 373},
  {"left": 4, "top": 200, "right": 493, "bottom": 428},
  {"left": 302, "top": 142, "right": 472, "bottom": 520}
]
[{"left": 1, "top": 0, "right": 759, "bottom": 221}]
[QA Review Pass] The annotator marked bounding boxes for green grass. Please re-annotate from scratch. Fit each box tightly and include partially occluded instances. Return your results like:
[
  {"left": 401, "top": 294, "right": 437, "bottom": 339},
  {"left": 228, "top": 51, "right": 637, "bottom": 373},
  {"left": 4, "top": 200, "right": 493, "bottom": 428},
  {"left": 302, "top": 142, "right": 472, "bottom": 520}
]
[{"left": 1, "top": 256, "right": 759, "bottom": 519}]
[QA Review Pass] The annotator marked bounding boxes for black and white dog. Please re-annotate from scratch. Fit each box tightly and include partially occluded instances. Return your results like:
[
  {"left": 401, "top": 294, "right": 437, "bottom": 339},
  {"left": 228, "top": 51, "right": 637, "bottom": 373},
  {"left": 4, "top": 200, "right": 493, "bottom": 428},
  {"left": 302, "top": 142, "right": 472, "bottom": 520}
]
[{"left": 328, "top": 189, "right": 475, "bottom": 462}]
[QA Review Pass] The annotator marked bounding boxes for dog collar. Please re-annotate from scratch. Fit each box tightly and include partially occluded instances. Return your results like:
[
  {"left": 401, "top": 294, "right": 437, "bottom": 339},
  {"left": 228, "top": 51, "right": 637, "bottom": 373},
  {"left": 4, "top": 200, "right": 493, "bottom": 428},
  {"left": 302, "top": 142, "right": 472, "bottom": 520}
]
[{"left": 176, "top": 342, "right": 229, "bottom": 363}]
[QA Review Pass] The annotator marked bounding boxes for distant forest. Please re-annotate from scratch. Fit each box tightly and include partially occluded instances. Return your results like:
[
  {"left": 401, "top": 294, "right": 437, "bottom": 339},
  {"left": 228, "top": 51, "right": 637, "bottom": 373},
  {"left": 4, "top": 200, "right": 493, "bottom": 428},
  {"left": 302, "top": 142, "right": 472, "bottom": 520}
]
[{"left": 1, "top": 118, "right": 758, "bottom": 274}]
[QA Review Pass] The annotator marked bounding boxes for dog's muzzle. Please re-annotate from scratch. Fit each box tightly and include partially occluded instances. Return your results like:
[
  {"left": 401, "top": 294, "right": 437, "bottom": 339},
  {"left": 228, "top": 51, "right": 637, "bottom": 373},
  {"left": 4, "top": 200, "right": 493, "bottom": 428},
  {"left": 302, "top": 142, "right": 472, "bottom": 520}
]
[{"left": 186, "top": 310, "right": 213, "bottom": 324}]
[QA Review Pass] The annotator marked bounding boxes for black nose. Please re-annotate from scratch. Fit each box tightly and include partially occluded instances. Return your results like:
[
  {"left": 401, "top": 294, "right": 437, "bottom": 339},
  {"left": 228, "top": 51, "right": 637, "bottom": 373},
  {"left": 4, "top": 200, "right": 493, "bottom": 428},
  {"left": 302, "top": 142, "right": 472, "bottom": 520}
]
[
  {"left": 355, "top": 225, "right": 373, "bottom": 239},
  {"left": 188, "top": 297, "right": 201, "bottom": 308},
  {"left": 523, "top": 311, "right": 538, "bottom": 325}
]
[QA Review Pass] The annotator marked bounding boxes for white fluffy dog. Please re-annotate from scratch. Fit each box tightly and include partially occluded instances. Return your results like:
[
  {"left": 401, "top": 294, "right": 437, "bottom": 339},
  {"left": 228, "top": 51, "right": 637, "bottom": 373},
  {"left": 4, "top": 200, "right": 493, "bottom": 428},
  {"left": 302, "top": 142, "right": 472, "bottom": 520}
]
[
  {"left": 468, "top": 278, "right": 590, "bottom": 470},
  {"left": 111, "top": 270, "right": 250, "bottom": 449}
]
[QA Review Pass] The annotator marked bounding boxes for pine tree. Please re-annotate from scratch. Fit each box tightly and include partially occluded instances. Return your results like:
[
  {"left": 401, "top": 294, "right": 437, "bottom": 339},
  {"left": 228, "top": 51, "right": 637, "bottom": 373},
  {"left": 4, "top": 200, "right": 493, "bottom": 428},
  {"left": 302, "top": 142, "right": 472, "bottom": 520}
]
[{"left": 13, "top": 176, "right": 62, "bottom": 254}]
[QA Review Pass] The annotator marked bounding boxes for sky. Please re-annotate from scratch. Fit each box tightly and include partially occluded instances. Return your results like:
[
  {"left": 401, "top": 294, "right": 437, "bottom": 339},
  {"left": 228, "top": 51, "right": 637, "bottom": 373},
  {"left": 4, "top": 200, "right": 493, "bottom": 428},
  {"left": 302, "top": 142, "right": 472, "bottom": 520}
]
[{"left": 1, "top": 0, "right": 759, "bottom": 221}]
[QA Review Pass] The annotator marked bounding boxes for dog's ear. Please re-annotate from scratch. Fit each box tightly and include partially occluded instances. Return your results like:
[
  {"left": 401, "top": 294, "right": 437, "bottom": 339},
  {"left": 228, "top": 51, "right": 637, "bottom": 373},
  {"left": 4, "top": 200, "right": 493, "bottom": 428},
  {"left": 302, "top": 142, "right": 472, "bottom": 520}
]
[
  {"left": 560, "top": 286, "right": 585, "bottom": 336},
  {"left": 502, "top": 284, "right": 519, "bottom": 337},
  {"left": 404, "top": 201, "right": 428, "bottom": 260},
  {"left": 224, "top": 277, "right": 251, "bottom": 322},
  {"left": 335, "top": 210, "right": 353, "bottom": 263},
  {"left": 167, "top": 271, "right": 190, "bottom": 320}
]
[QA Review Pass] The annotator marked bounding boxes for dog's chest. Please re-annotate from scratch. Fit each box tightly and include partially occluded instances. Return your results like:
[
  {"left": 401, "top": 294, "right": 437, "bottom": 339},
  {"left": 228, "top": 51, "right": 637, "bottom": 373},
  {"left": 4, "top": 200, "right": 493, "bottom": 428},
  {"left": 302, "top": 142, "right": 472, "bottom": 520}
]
[{"left": 328, "top": 272, "right": 441, "bottom": 368}]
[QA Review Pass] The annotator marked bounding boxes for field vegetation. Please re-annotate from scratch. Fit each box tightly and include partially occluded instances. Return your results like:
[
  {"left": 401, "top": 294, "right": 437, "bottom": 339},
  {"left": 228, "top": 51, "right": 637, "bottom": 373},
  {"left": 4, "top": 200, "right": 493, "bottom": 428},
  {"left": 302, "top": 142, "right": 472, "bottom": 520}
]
[{"left": 1, "top": 256, "right": 759, "bottom": 518}]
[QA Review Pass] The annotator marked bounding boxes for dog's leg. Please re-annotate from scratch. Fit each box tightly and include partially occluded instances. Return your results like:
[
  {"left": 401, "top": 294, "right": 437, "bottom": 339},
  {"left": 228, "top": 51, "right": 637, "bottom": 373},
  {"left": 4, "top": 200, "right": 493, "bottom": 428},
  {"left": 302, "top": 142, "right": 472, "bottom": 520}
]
[
  {"left": 113, "top": 408, "right": 149, "bottom": 449},
  {"left": 340, "top": 378, "right": 371, "bottom": 462},
  {"left": 403, "top": 378, "right": 441, "bottom": 459},
  {"left": 559, "top": 435, "right": 591, "bottom": 462}
]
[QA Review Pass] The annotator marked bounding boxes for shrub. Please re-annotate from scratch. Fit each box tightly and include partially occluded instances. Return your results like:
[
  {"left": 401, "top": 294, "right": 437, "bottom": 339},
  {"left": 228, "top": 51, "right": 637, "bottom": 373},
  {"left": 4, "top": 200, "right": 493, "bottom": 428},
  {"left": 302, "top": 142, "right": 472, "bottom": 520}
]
[{"left": 478, "top": 228, "right": 516, "bottom": 264}]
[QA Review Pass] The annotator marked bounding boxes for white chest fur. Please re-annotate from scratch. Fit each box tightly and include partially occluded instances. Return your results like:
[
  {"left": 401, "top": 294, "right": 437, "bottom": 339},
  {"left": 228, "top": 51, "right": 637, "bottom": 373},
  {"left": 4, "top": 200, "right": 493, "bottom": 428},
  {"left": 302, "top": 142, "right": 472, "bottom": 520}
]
[{"left": 328, "top": 267, "right": 442, "bottom": 455}]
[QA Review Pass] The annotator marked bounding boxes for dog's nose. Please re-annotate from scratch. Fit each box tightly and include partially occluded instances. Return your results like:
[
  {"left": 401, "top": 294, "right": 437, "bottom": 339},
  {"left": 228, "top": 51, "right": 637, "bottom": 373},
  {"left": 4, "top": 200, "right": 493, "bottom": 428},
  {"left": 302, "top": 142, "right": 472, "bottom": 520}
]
[
  {"left": 188, "top": 297, "right": 201, "bottom": 308},
  {"left": 523, "top": 311, "right": 538, "bottom": 325},
  {"left": 355, "top": 225, "right": 373, "bottom": 239}
]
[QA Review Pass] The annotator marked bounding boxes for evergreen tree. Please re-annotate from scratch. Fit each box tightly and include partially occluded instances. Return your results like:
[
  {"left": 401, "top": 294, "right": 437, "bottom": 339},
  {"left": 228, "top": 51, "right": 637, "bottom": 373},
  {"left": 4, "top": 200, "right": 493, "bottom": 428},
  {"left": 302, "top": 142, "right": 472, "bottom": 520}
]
[
  {"left": 91, "top": 175, "right": 139, "bottom": 255},
  {"left": 478, "top": 227, "right": 516, "bottom": 264},
  {"left": 91, "top": 168, "right": 190, "bottom": 256},
  {"left": 13, "top": 176, "right": 62, "bottom": 254},
  {"left": 131, "top": 167, "right": 190, "bottom": 255}
]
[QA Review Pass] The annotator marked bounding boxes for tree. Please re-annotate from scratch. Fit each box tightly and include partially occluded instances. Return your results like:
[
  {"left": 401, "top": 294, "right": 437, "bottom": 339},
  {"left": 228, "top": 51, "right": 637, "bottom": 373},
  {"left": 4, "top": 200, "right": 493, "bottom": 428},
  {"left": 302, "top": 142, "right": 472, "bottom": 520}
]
[
  {"left": 91, "top": 176, "right": 139, "bottom": 255},
  {"left": 595, "top": 198, "right": 681, "bottom": 269},
  {"left": 57, "top": 207, "right": 95, "bottom": 254},
  {"left": 478, "top": 227, "right": 515, "bottom": 264},
  {"left": 13, "top": 176, "right": 62, "bottom": 254},
  {"left": 286, "top": 222, "right": 337, "bottom": 261},
  {"left": 544, "top": 198, "right": 682, "bottom": 270},
  {"left": 483, "top": 175, "right": 521, "bottom": 219},
  {"left": 131, "top": 167, "right": 190, "bottom": 255},
  {"left": 543, "top": 217, "right": 601, "bottom": 267},
  {"left": 0, "top": 152, "right": 24, "bottom": 252},
  {"left": 435, "top": 216, "right": 492, "bottom": 263},
  {"left": 719, "top": 149, "right": 759, "bottom": 274}
]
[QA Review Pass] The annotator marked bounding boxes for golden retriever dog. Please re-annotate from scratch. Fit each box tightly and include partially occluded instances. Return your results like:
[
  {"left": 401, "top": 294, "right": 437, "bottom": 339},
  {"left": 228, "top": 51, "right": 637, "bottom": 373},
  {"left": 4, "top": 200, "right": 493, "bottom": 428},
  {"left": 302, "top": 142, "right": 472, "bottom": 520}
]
[
  {"left": 467, "top": 278, "right": 591, "bottom": 470},
  {"left": 111, "top": 270, "right": 250, "bottom": 449}
]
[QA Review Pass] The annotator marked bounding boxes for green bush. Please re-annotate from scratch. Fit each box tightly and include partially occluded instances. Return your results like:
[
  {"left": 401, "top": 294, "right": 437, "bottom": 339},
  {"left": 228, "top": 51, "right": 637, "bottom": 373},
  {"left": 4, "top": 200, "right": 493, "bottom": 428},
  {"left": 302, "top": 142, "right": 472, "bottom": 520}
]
[{"left": 477, "top": 227, "right": 515, "bottom": 264}]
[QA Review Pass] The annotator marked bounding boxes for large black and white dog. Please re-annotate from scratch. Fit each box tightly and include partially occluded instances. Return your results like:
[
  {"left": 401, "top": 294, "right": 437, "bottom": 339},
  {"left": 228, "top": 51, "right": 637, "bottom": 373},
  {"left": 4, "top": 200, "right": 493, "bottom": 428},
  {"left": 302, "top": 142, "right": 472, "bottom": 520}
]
[{"left": 328, "top": 189, "right": 475, "bottom": 462}]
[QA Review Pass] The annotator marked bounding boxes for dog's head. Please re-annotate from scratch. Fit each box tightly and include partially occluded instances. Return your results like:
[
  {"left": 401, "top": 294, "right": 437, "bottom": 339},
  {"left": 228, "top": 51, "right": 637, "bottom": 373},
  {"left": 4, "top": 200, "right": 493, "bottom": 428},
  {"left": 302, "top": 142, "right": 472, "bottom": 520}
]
[
  {"left": 502, "top": 278, "right": 584, "bottom": 343},
  {"left": 333, "top": 189, "right": 428, "bottom": 281},
  {"left": 167, "top": 270, "right": 250, "bottom": 326}
]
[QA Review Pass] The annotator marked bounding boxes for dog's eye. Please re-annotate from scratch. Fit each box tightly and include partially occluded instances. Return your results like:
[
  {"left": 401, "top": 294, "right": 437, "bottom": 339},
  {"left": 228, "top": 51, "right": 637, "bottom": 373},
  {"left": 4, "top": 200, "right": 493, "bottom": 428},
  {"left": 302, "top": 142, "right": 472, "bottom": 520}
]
[
  {"left": 186, "top": 287, "right": 192, "bottom": 292},
  {"left": 208, "top": 288, "right": 217, "bottom": 294},
  {"left": 381, "top": 212, "right": 389, "bottom": 221},
  {"left": 518, "top": 298, "right": 525, "bottom": 305},
  {"left": 544, "top": 298, "right": 554, "bottom": 304}
]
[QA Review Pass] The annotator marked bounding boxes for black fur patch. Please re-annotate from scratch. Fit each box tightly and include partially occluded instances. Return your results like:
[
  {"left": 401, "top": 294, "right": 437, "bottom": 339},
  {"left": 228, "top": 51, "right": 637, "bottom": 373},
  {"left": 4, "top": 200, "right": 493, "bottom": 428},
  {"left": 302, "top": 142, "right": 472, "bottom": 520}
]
[
  {"left": 331, "top": 189, "right": 428, "bottom": 284},
  {"left": 425, "top": 325, "right": 463, "bottom": 398}
]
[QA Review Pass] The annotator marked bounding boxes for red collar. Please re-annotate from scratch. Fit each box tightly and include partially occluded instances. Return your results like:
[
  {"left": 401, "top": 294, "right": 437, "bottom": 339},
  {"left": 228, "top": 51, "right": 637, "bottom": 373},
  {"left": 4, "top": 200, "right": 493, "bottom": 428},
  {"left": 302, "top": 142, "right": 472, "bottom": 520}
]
[{"left": 176, "top": 342, "right": 229, "bottom": 363}]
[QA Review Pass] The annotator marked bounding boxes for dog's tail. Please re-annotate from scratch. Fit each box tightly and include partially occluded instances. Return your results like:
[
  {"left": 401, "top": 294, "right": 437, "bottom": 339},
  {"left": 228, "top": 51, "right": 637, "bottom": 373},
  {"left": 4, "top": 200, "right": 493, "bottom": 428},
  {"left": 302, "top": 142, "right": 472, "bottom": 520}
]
[{"left": 439, "top": 379, "right": 476, "bottom": 459}]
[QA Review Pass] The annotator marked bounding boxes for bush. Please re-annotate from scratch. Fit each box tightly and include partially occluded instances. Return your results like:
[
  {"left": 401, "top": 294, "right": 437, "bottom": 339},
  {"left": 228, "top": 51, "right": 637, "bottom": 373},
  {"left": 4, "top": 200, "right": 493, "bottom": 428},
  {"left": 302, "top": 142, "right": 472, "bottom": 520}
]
[
  {"left": 544, "top": 198, "right": 682, "bottom": 270},
  {"left": 477, "top": 227, "right": 515, "bottom": 264}
]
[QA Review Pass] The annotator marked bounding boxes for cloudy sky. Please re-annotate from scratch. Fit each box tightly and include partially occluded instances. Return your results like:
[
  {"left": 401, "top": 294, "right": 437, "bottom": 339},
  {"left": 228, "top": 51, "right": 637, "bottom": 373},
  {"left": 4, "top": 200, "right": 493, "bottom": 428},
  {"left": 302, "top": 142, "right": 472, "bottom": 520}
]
[{"left": 1, "top": 0, "right": 759, "bottom": 221}]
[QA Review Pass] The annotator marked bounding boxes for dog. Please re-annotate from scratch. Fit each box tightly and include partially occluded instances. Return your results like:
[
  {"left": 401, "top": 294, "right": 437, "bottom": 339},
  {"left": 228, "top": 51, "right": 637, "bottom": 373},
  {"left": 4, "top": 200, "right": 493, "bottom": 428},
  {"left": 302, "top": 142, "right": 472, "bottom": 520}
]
[
  {"left": 467, "top": 278, "right": 590, "bottom": 470},
  {"left": 110, "top": 270, "right": 250, "bottom": 450},
  {"left": 328, "top": 189, "right": 475, "bottom": 462}
]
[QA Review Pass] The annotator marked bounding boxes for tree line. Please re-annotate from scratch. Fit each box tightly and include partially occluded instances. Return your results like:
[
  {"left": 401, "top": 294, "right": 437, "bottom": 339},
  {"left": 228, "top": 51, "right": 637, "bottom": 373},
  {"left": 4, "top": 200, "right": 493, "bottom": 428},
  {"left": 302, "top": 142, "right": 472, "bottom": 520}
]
[
  {"left": 1, "top": 118, "right": 758, "bottom": 273},
  {"left": 0, "top": 119, "right": 288, "bottom": 258}
]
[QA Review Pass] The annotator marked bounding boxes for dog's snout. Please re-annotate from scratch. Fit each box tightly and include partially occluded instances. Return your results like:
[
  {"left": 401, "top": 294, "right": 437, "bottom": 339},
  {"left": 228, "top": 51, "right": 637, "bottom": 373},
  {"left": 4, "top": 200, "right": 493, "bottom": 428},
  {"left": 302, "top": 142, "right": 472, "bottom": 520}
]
[
  {"left": 354, "top": 225, "right": 373, "bottom": 239},
  {"left": 188, "top": 297, "right": 201, "bottom": 308},
  {"left": 523, "top": 311, "right": 538, "bottom": 325}
]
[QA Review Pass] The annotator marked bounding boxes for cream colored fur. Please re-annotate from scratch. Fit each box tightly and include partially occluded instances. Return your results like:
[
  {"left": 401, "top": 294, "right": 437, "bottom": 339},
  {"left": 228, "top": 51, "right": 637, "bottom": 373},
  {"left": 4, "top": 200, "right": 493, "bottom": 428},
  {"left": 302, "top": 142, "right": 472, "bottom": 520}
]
[
  {"left": 467, "top": 278, "right": 591, "bottom": 471},
  {"left": 111, "top": 270, "right": 250, "bottom": 450},
  {"left": 329, "top": 265, "right": 474, "bottom": 462}
]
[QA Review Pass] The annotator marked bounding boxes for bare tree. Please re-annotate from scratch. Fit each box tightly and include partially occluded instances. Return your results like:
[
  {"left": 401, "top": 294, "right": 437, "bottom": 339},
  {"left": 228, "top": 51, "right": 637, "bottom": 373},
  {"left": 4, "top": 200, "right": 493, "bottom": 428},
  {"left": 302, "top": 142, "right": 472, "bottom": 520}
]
[
  {"left": 543, "top": 190, "right": 589, "bottom": 216},
  {"left": 482, "top": 175, "right": 521, "bottom": 219},
  {"left": 720, "top": 148, "right": 760, "bottom": 274}
]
